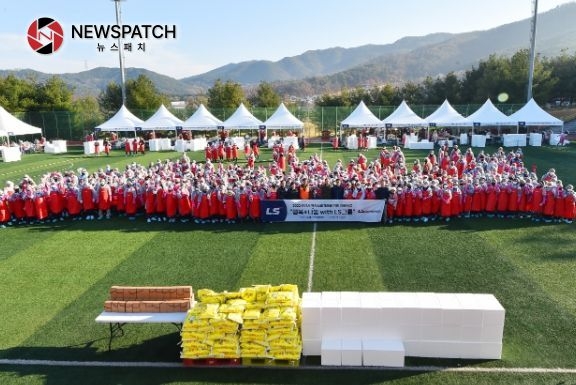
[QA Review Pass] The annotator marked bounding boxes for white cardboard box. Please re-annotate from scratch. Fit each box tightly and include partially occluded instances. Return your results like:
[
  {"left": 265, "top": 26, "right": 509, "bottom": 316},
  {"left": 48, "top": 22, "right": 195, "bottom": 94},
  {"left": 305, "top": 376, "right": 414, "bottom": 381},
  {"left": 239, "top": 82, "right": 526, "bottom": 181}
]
[
  {"left": 362, "top": 339, "right": 405, "bottom": 367},
  {"left": 341, "top": 339, "right": 362, "bottom": 366},
  {"left": 321, "top": 338, "right": 342, "bottom": 366}
]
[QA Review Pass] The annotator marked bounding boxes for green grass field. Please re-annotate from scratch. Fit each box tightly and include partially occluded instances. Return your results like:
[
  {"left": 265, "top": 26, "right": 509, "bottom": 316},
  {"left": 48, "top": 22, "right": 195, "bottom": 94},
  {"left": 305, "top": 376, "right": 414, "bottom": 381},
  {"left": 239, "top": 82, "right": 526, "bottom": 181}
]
[{"left": 1, "top": 144, "right": 576, "bottom": 385}]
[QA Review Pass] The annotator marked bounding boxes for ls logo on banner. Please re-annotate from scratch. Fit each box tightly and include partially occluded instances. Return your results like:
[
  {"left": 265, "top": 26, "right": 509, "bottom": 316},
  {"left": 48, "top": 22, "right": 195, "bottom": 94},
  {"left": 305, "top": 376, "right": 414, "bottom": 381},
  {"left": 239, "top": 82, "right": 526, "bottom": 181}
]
[{"left": 260, "top": 201, "right": 287, "bottom": 222}]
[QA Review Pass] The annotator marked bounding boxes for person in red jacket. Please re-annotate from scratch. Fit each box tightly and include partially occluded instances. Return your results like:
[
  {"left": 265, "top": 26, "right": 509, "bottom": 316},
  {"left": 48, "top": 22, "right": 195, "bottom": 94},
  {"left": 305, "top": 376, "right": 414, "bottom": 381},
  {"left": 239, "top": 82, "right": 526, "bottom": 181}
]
[
  {"left": 113, "top": 184, "right": 125, "bottom": 217},
  {"left": 394, "top": 187, "right": 405, "bottom": 221},
  {"left": 562, "top": 184, "right": 576, "bottom": 223},
  {"left": 138, "top": 138, "right": 146, "bottom": 155},
  {"left": 440, "top": 185, "right": 453, "bottom": 222},
  {"left": 216, "top": 187, "right": 226, "bottom": 219},
  {"left": 177, "top": 184, "right": 192, "bottom": 222},
  {"left": 403, "top": 185, "right": 414, "bottom": 221},
  {"left": 386, "top": 188, "right": 397, "bottom": 224},
  {"left": 553, "top": 182, "right": 565, "bottom": 222},
  {"left": 518, "top": 181, "right": 531, "bottom": 218},
  {"left": 450, "top": 185, "right": 462, "bottom": 218},
  {"left": 462, "top": 182, "right": 474, "bottom": 218},
  {"left": 144, "top": 183, "right": 157, "bottom": 222},
  {"left": 0, "top": 192, "right": 11, "bottom": 228},
  {"left": 469, "top": 182, "right": 483, "bottom": 218},
  {"left": 421, "top": 183, "right": 433, "bottom": 221},
  {"left": 542, "top": 183, "right": 556, "bottom": 222},
  {"left": 249, "top": 188, "right": 261, "bottom": 222},
  {"left": 209, "top": 189, "right": 220, "bottom": 220},
  {"left": 155, "top": 185, "right": 167, "bottom": 221},
  {"left": 244, "top": 142, "right": 251, "bottom": 160},
  {"left": 65, "top": 183, "right": 82, "bottom": 220},
  {"left": 48, "top": 184, "right": 65, "bottom": 222},
  {"left": 225, "top": 143, "right": 232, "bottom": 162},
  {"left": 80, "top": 180, "right": 96, "bottom": 220},
  {"left": 237, "top": 186, "right": 249, "bottom": 221},
  {"left": 412, "top": 186, "right": 423, "bottom": 221},
  {"left": 507, "top": 182, "right": 521, "bottom": 218},
  {"left": 8, "top": 188, "right": 26, "bottom": 224},
  {"left": 131, "top": 138, "right": 138, "bottom": 156},
  {"left": 165, "top": 184, "right": 178, "bottom": 223},
  {"left": 196, "top": 189, "right": 210, "bottom": 223},
  {"left": 211, "top": 145, "right": 219, "bottom": 162},
  {"left": 103, "top": 138, "right": 111, "bottom": 156},
  {"left": 96, "top": 180, "right": 112, "bottom": 219},
  {"left": 225, "top": 190, "right": 238, "bottom": 223},
  {"left": 247, "top": 153, "right": 256, "bottom": 169},
  {"left": 34, "top": 189, "right": 49, "bottom": 223},
  {"left": 485, "top": 181, "right": 498, "bottom": 217},
  {"left": 124, "top": 181, "right": 138, "bottom": 220},
  {"left": 252, "top": 141, "right": 260, "bottom": 160},
  {"left": 124, "top": 139, "right": 132, "bottom": 156},
  {"left": 22, "top": 187, "right": 37, "bottom": 224},
  {"left": 530, "top": 182, "right": 544, "bottom": 221}
]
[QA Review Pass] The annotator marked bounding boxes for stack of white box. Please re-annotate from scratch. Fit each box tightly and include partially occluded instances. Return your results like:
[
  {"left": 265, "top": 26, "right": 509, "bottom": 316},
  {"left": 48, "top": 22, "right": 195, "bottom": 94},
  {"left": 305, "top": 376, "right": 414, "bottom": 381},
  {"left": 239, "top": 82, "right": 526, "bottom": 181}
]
[{"left": 301, "top": 292, "right": 505, "bottom": 367}]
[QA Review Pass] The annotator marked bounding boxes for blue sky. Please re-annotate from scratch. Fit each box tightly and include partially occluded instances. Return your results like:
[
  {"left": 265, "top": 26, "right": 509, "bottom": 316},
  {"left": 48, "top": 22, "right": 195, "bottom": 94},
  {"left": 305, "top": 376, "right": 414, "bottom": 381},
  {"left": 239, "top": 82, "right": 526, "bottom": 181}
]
[{"left": 0, "top": 0, "right": 572, "bottom": 79}]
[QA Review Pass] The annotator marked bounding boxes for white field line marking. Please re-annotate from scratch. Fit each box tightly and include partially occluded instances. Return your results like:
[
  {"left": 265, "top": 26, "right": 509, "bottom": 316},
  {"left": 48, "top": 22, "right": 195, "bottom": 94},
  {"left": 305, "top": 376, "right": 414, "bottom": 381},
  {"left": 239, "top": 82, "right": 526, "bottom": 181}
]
[
  {"left": 306, "top": 222, "right": 317, "bottom": 292},
  {"left": 1, "top": 359, "right": 576, "bottom": 374},
  {"left": 0, "top": 160, "right": 72, "bottom": 177}
]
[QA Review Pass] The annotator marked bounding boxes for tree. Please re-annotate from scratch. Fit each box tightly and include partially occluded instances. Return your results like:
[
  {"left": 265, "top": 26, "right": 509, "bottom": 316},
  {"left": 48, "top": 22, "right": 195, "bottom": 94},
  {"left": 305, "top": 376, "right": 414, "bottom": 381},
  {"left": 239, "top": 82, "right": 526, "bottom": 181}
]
[
  {"left": 207, "top": 79, "right": 245, "bottom": 109},
  {"left": 33, "top": 76, "right": 73, "bottom": 111},
  {"left": 98, "top": 82, "right": 123, "bottom": 114},
  {"left": 71, "top": 96, "right": 104, "bottom": 139},
  {"left": 547, "top": 51, "right": 576, "bottom": 103},
  {"left": 98, "top": 75, "right": 169, "bottom": 115},
  {"left": 0, "top": 75, "right": 36, "bottom": 111},
  {"left": 371, "top": 84, "right": 400, "bottom": 106},
  {"left": 126, "top": 75, "right": 169, "bottom": 112},
  {"left": 398, "top": 81, "right": 426, "bottom": 105},
  {"left": 250, "top": 82, "right": 280, "bottom": 107},
  {"left": 460, "top": 50, "right": 558, "bottom": 104}
]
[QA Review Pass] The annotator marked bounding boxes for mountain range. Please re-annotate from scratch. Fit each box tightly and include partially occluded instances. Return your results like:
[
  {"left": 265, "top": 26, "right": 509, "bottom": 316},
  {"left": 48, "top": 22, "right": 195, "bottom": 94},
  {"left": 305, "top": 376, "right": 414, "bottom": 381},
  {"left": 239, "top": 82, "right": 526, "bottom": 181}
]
[{"left": 2, "top": 2, "right": 576, "bottom": 98}]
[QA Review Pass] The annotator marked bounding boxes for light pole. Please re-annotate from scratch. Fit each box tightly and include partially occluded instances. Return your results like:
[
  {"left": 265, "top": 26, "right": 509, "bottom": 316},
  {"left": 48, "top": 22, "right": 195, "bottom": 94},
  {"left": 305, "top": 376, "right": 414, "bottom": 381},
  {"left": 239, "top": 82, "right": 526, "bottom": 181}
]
[
  {"left": 113, "top": 0, "right": 127, "bottom": 106},
  {"left": 527, "top": 0, "right": 538, "bottom": 102}
]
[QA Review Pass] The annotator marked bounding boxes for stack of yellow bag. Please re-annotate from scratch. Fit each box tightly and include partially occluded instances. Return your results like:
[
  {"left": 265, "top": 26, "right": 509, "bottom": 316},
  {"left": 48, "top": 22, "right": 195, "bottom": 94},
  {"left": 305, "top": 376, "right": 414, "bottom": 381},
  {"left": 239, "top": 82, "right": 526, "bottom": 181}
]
[
  {"left": 240, "top": 284, "right": 302, "bottom": 361},
  {"left": 180, "top": 291, "right": 244, "bottom": 359},
  {"left": 180, "top": 285, "right": 302, "bottom": 362}
]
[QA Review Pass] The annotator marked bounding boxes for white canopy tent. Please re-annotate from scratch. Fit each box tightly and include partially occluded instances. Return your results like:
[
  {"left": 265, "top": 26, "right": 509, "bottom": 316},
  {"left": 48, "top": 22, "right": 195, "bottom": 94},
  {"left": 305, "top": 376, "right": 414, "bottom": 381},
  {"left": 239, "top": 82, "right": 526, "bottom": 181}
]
[
  {"left": 425, "top": 100, "right": 473, "bottom": 127},
  {"left": 140, "top": 104, "right": 183, "bottom": 131},
  {"left": 467, "top": 99, "right": 517, "bottom": 127},
  {"left": 509, "top": 98, "right": 564, "bottom": 128},
  {"left": 95, "top": 105, "right": 144, "bottom": 133},
  {"left": 0, "top": 106, "right": 42, "bottom": 137},
  {"left": 0, "top": 106, "right": 42, "bottom": 162},
  {"left": 181, "top": 104, "right": 222, "bottom": 131},
  {"left": 340, "top": 101, "right": 382, "bottom": 128},
  {"left": 263, "top": 103, "right": 304, "bottom": 130},
  {"left": 222, "top": 103, "right": 263, "bottom": 130},
  {"left": 338, "top": 101, "right": 382, "bottom": 150},
  {"left": 381, "top": 100, "right": 427, "bottom": 127}
]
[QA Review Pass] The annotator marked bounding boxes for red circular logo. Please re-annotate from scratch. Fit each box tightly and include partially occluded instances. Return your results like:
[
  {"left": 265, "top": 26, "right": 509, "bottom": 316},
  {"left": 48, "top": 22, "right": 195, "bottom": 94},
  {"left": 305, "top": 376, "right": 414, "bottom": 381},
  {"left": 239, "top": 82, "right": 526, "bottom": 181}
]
[{"left": 27, "top": 17, "right": 64, "bottom": 54}]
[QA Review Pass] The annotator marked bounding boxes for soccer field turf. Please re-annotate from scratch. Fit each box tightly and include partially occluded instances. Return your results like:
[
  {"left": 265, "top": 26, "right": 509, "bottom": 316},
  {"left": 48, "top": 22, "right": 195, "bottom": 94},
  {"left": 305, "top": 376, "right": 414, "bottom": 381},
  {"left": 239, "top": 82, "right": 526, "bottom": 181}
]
[{"left": 0, "top": 145, "right": 575, "bottom": 384}]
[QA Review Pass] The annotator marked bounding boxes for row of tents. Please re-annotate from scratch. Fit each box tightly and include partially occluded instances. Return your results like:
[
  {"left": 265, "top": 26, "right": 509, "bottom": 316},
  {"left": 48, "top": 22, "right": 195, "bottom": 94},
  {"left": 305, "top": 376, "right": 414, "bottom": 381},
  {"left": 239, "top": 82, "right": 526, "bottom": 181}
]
[
  {"left": 341, "top": 98, "right": 563, "bottom": 129},
  {"left": 95, "top": 98, "right": 564, "bottom": 135},
  {"left": 95, "top": 102, "right": 302, "bottom": 133},
  {"left": 0, "top": 97, "right": 564, "bottom": 140}
]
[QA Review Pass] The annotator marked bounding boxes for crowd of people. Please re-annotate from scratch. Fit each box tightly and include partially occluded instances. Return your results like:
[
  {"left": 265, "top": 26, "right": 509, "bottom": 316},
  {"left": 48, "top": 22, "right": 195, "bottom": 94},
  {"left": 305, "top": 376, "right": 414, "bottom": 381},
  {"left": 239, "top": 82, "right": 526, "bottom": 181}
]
[{"left": 0, "top": 144, "right": 574, "bottom": 228}]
